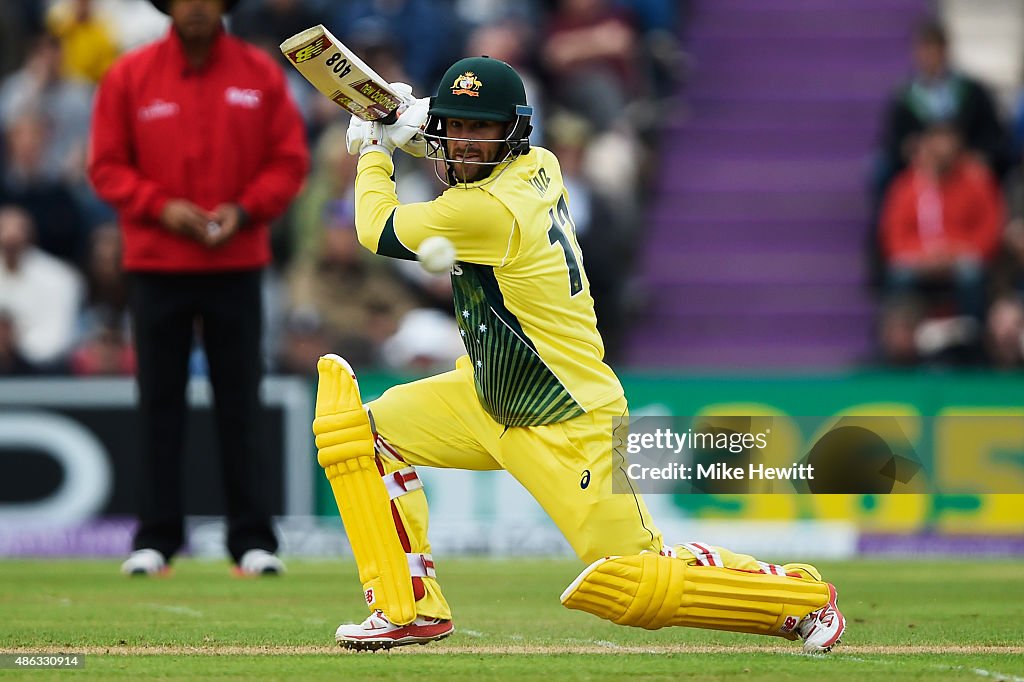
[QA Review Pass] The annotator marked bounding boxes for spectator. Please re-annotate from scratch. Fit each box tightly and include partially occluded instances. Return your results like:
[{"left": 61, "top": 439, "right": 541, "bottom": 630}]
[
  {"left": 878, "top": 19, "right": 1011, "bottom": 186},
  {"left": 0, "top": 205, "right": 83, "bottom": 370},
  {"left": 88, "top": 0, "right": 309, "bottom": 577},
  {"left": 46, "top": 0, "right": 121, "bottom": 84},
  {"left": 869, "top": 20, "right": 1011, "bottom": 290},
  {"left": 541, "top": 0, "right": 642, "bottom": 132},
  {"left": 0, "top": 33, "right": 94, "bottom": 183},
  {"left": 879, "top": 123, "right": 1004, "bottom": 362},
  {"left": 0, "top": 114, "right": 89, "bottom": 263},
  {"left": 331, "top": 0, "right": 463, "bottom": 94}
]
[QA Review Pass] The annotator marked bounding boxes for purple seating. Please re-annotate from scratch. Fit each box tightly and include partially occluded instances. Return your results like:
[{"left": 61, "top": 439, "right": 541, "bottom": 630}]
[{"left": 625, "top": 0, "right": 929, "bottom": 369}]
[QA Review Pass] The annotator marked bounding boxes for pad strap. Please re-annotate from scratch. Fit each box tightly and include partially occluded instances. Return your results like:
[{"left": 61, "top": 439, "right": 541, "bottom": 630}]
[
  {"left": 407, "top": 552, "right": 436, "bottom": 578},
  {"left": 757, "top": 561, "right": 787, "bottom": 576},
  {"left": 383, "top": 467, "right": 423, "bottom": 500},
  {"left": 680, "top": 541, "right": 723, "bottom": 567}
]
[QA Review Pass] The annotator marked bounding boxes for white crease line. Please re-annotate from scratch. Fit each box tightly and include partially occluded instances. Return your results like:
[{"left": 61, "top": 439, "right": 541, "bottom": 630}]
[
  {"left": 967, "top": 668, "right": 1024, "bottom": 682},
  {"left": 460, "top": 630, "right": 484, "bottom": 638}
]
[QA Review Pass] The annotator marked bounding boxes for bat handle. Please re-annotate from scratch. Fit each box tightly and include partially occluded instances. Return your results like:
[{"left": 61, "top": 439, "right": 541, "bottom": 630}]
[{"left": 381, "top": 110, "right": 398, "bottom": 125}]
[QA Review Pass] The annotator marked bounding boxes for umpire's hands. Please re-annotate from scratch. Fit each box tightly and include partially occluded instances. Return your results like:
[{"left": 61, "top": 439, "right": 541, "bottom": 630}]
[
  {"left": 160, "top": 199, "right": 213, "bottom": 242},
  {"left": 205, "top": 203, "right": 245, "bottom": 248},
  {"left": 160, "top": 200, "right": 245, "bottom": 248}
]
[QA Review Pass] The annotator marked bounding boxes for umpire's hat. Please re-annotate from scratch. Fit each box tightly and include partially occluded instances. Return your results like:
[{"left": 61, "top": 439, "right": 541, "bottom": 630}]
[{"left": 149, "top": 0, "right": 240, "bottom": 14}]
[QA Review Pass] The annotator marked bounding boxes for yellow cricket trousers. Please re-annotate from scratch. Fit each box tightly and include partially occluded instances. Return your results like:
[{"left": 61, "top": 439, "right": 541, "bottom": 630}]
[{"left": 367, "top": 356, "right": 664, "bottom": 619}]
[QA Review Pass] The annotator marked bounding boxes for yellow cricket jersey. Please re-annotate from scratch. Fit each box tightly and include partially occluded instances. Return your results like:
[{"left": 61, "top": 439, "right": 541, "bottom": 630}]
[{"left": 354, "top": 147, "right": 623, "bottom": 427}]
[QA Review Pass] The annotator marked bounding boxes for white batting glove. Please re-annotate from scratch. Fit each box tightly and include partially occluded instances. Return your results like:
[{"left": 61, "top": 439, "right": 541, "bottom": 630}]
[
  {"left": 346, "top": 115, "right": 385, "bottom": 156},
  {"left": 345, "top": 83, "right": 430, "bottom": 158},
  {"left": 390, "top": 97, "right": 429, "bottom": 158}
]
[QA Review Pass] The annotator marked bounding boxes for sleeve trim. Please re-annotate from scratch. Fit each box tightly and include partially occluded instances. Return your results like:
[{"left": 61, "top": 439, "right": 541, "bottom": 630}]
[{"left": 375, "top": 208, "right": 417, "bottom": 260}]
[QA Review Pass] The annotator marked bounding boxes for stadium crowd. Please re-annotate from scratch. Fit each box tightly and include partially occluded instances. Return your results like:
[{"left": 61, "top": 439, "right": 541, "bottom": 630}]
[
  {"left": 0, "top": 0, "right": 685, "bottom": 378},
  {"left": 870, "top": 18, "right": 1024, "bottom": 369},
  {"left": 3, "top": 1, "right": 1024, "bottom": 376}
]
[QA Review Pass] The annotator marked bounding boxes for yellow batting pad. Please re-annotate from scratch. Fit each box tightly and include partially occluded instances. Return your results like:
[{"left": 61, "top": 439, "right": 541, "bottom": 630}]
[
  {"left": 560, "top": 554, "right": 830, "bottom": 638},
  {"left": 313, "top": 355, "right": 416, "bottom": 625}
]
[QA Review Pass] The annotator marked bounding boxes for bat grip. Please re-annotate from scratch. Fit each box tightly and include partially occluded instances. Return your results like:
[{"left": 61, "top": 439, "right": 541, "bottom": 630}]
[{"left": 381, "top": 110, "right": 398, "bottom": 125}]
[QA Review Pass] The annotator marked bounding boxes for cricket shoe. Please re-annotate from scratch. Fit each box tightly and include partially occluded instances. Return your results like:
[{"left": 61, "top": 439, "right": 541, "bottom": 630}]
[
  {"left": 797, "top": 582, "right": 846, "bottom": 653},
  {"left": 335, "top": 610, "right": 454, "bottom": 651},
  {"left": 234, "top": 549, "right": 285, "bottom": 576},
  {"left": 120, "top": 549, "right": 170, "bottom": 576}
]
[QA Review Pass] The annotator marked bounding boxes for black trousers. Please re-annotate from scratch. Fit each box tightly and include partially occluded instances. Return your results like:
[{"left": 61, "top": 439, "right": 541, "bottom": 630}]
[{"left": 128, "top": 269, "right": 278, "bottom": 563}]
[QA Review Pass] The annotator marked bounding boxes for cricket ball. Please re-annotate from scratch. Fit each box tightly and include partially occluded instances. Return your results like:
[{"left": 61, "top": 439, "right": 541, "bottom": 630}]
[{"left": 417, "top": 235, "right": 456, "bottom": 274}]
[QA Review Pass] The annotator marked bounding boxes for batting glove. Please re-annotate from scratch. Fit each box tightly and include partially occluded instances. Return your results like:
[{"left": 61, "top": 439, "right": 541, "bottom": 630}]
[
  {"left": 345, "top": 83, "right": 429, "bottom": 157},
  {"left": 345, "top": 115, "right": 382, "bottom": 156},
  {"left": 388, "top": 82, "right": 429, "bottom": 158}
]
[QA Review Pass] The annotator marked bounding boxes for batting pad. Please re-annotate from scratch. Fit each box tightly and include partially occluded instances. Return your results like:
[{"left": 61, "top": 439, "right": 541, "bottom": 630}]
[
  {"left": 314, "top": 354, "right": 416, "bottom": 626},
  {"left": 560, "top": 553, "right": 830, "bottom": 637}
]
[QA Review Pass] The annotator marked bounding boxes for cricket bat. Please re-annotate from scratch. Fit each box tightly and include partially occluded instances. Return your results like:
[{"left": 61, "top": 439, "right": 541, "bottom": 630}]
[{"left": 280, "top": 24, "right": 403, "bottom": 124}]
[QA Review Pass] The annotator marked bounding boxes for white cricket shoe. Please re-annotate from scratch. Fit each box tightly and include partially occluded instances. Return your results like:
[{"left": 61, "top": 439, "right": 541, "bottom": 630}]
[
  {"left": 335, "top": 610, "right": 454, "bottom": 651},
  {"left": 236, "top": 549, "right": 285, "bottom": 576},
  {"left": 797, "top": 582, "right": 846, "bottom": 653},
  {"left": 120, "top": 549, "right": 168, "bottom": 576}
]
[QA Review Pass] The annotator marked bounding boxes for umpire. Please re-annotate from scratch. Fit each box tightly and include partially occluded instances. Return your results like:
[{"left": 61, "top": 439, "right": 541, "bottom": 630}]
[{"left": 88, "top": 0, "right": 309, "bottom": 575}]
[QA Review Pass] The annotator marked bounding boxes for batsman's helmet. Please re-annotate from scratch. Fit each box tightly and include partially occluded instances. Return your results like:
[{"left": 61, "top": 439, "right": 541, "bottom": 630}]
[{"left": 424, "top": 56, "right": 534, "bottom": 185}]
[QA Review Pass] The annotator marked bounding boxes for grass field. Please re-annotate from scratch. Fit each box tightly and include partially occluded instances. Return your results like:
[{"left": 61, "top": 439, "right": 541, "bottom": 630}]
[{"left": 1, "top": 558, "right": 1022, "bottom": 680}]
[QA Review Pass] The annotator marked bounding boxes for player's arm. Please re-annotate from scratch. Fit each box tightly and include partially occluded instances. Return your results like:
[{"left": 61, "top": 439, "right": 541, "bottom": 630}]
[{"left": 353, "top": 151, "right": 520, "bottom": 266}]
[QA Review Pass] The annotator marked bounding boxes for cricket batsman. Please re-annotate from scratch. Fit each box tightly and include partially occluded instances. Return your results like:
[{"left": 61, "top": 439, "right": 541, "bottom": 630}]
[{"left": 312, "top": 56, "right": 846, "bottom": 652}]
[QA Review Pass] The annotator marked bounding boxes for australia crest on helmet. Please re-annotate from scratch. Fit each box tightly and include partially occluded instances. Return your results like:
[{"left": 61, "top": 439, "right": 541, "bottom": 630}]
[{"left": 451, "top": 71, "right": 482, "bottom": 97}]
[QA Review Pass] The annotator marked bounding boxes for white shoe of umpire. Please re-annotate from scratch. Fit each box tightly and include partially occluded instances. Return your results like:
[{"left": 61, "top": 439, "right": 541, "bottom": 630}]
[
  {"left": 120, "top": 549, "right": 168, "bottom": 576},
  {"left": 797, "top": 582, "right": 846, "bottom": 653},
  {"left": 236, "top": 549, "right": 285, "bottom": 576},
  {"left": 335, "top": 610, "right": 454, "bottom": 651}
]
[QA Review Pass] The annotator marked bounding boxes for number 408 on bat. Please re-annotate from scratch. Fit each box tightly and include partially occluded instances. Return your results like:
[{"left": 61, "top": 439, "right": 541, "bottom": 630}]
[{"left": 325, "top": 53, "right": 352, "bottom": 78}]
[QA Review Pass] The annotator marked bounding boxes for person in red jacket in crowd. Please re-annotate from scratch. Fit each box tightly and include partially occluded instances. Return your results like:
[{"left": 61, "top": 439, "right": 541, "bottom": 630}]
[
  {"left": 880, "top": 121, "right": 1004, "bottom": 329},
  {"left": 88, "top": 0, "right": 309, "bottom": 576}
]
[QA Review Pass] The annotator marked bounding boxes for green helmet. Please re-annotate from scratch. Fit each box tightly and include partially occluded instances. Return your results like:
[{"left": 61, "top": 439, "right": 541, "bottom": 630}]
[
  {"left": 424, "top": 56, "right": 534, "bottom": 186},
  {"left": 429, "top": 56, "right": 529, "bottom": 122}
]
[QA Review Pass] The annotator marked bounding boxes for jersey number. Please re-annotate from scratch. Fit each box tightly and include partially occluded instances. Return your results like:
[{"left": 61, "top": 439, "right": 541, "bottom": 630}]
[{"left": 547, "top": 196, "right": 583, "bottom": 297}]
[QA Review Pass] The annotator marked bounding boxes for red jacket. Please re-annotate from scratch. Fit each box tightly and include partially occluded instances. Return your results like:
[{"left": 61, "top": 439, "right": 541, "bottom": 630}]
[
  {"left": 881, "top": 157, "right": 1004, "bottom": 265},
  {"left": 88, "top": 28, "right": 309, "bottom": 272}
]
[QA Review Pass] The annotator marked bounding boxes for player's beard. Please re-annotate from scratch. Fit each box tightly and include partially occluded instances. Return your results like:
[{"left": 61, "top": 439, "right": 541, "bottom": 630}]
[{"left": 448, "top": 142, "right": 498, "bottom": 184}]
